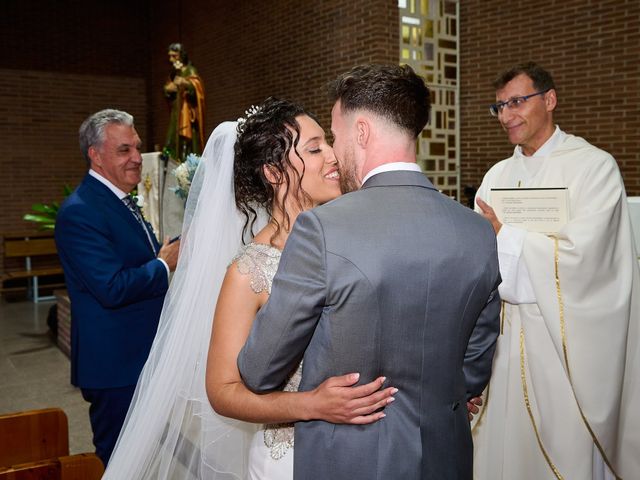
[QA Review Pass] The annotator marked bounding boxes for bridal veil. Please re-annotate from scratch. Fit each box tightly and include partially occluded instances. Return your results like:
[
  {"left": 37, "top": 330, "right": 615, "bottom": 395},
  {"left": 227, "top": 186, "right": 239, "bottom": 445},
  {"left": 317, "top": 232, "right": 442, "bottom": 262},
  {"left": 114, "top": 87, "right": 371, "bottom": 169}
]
[{"left": 104, "top": 121, "right": 261, "bottom": 479}]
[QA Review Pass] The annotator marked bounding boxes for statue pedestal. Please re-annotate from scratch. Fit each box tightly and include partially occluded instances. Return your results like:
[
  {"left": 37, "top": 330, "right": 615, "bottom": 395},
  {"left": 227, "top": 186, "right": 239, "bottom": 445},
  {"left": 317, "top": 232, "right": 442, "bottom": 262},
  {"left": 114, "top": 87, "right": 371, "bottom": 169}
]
[{"left": 139, "top": 152, "right": 185, "bottom": 240}]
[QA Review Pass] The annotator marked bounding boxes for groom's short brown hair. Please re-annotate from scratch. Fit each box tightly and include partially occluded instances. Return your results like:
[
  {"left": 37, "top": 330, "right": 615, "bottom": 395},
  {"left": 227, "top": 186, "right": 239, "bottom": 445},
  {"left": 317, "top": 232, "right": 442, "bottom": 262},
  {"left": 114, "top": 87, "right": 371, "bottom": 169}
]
[{"left": 328, "top": 64, "right": 431, "bottom": 138}]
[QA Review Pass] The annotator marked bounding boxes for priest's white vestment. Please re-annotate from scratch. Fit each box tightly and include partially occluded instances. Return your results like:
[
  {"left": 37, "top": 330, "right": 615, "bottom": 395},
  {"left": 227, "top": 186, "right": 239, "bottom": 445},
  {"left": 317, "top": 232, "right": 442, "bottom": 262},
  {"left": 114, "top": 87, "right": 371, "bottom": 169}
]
[{"left": 473, "top": 130, "right": 640, "bottom": 480}]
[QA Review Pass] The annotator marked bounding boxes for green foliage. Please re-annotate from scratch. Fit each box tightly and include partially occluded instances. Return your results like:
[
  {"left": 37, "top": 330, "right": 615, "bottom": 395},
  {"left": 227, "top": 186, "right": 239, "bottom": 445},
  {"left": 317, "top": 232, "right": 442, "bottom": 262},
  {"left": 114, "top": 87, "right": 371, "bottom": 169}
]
[{"left": 23, "top": 185, "right": 72, "bottom": 230}]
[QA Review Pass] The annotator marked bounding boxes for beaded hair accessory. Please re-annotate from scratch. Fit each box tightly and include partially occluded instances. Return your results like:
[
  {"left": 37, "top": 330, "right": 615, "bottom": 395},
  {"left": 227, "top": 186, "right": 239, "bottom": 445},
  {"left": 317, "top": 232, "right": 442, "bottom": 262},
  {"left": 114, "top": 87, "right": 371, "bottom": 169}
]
[{"left": 236, "top": 105, "right": 262, "bottom": 136}]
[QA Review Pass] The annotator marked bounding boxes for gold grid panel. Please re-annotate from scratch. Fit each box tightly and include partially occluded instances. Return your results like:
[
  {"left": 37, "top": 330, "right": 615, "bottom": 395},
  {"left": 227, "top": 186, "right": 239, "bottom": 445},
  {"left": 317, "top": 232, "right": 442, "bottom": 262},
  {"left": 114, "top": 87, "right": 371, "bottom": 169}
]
[{"left": 399, "top": 0, "right": 459, "bottom": 200}]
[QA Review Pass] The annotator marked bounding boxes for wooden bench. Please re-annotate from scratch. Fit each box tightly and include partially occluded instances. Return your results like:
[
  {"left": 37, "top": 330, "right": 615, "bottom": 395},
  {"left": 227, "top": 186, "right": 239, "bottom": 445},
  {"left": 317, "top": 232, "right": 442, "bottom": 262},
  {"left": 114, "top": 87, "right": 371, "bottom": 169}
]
[
  {"left": 1, "top": 233, "right": 64, "bottom": 302},
  {"left": 0, "top": 408, "right": 103, "bottom": 479},
  {"left": 0, "top": 453, "right": 104, "bottom": 480},
  {"left": 0, "top": 408, "right": 69, "bottom": 467}
]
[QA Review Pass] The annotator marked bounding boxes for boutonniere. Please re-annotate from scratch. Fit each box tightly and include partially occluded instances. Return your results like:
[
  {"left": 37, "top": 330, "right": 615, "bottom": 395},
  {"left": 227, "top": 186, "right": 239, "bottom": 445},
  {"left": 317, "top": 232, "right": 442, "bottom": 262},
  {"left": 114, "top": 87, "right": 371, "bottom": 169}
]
[{"left": 130, "top": 193, "right": 145, "bottom": 208}]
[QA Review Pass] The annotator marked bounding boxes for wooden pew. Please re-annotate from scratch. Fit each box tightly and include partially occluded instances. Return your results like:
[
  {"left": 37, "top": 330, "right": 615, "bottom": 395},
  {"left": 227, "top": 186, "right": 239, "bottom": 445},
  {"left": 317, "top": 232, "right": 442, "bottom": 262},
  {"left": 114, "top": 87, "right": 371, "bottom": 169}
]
[
  {"left": 1, "top": 233, "right": 65, "bottom": 302},
  {"left": 0, "top": 409, "right": 103, "bottom": 479},
  {"left": 0, "top": 453, "right": 104, "bottom": 480},
  {"left": 0, "top": 408, "right": 69, "bottom": 467}
]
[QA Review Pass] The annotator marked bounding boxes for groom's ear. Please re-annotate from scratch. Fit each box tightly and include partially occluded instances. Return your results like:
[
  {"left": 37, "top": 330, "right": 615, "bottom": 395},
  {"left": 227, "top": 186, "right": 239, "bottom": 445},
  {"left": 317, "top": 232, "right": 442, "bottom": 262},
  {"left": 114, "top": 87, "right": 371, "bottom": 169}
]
[{"left": 356, "top": 117, "right": 370, "bottom": 147}]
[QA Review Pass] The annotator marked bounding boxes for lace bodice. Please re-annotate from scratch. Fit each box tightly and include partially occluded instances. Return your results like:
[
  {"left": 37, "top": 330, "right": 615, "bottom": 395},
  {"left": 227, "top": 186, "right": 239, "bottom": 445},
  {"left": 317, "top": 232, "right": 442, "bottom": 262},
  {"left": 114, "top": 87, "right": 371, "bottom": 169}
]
[
  {"left": 232, "top": 242, "right": 281, "bottom": 294},
  {"left": 232, "top": 242, "right": 301, "bottom": 460}
]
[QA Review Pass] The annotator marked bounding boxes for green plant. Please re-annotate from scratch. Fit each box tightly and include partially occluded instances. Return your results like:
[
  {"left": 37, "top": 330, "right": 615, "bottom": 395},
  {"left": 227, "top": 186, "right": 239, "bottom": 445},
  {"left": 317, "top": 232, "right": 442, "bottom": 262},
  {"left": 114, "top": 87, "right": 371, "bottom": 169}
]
[{"left": 23, "top": 185, "right": 73, "bottom": 230}]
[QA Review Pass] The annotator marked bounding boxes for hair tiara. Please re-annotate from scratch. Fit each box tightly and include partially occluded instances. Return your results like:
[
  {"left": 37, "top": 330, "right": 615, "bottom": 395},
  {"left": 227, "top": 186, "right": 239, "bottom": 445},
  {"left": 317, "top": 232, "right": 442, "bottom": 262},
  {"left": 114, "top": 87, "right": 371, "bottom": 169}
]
[{"left": 236, "top": 105, "right": 262, "bottom": 136}]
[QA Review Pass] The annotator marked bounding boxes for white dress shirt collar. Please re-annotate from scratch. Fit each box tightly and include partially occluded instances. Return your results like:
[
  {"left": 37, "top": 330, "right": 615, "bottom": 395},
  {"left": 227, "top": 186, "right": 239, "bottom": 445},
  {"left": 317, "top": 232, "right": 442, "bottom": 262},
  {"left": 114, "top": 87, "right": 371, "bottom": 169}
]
[
  {"left": 89, "top": 169, "right": 129, "bottom": 200},
  {"left": 362, "top": 162, "right": 422, "bottom": 185}
]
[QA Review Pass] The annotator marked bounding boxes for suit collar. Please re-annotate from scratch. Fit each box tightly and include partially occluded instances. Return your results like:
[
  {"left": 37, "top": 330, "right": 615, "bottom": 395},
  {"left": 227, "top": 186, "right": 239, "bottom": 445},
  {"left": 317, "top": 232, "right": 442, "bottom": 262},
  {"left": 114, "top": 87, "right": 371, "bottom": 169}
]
[
  {"left": 83, "top": 173, "right": 134, "bottom": 219},
  {"left": 82, "top": 174, "right": 159, "bottom": 254},
  {"left": 362, "top": 162, "right": 422, "bottom": 184},
  {"left": 83, "top": 172, "right": 119, "bottom": 198},
  {"left": 361, "top": 170, "right": 438, "bottom": 191},
  {"left": 88, "top": 169, "right": 128, "bottom": 199}
]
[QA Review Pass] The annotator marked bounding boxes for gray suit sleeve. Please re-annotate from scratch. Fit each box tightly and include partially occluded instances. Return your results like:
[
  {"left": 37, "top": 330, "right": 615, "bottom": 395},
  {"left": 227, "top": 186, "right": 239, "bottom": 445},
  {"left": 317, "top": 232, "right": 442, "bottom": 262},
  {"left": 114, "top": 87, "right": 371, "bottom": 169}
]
[
  {"left": 238, "top": 211, "right": 326, "bottom": 392},
  {"left": 463, "top": 251, "right": 502, "bottom": 398}
]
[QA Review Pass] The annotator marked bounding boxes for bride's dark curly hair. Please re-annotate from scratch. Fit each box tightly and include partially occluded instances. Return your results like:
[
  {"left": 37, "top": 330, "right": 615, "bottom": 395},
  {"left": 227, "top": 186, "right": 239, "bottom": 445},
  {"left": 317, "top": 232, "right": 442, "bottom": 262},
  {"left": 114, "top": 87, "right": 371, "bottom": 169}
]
[{"left": 234, "top": 97, "right": 316, "bottom": 242}]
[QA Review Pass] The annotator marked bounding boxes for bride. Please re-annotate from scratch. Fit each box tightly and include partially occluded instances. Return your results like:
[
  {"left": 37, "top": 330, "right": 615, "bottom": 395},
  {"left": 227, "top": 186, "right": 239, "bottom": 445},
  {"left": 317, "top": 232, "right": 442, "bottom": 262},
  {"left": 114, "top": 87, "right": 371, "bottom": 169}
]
[{"left": 104, "top": 98, "right": 394, "bottom": 479}]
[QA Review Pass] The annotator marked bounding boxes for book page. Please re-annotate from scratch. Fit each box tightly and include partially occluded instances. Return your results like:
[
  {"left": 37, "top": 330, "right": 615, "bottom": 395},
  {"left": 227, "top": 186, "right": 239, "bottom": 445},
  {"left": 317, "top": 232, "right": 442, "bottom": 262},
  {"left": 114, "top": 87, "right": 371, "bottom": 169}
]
[{"left": 490, "top": 188, "right": 569, "bottom": 235}]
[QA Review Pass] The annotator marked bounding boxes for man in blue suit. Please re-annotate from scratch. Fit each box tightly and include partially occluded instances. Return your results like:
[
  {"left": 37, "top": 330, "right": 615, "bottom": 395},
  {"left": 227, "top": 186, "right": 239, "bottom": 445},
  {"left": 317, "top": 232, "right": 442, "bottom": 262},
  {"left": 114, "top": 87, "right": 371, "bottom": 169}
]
[{"left": 55, "top": 109, "right": 180, "bottom": 466}]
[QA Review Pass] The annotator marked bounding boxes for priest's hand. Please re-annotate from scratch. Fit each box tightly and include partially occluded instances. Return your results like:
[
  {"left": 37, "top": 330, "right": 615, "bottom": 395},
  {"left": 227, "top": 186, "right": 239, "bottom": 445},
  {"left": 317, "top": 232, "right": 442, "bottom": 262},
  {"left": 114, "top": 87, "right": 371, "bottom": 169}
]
[{"left": 476, "top": 197, "right": 502, "bottom": 234}]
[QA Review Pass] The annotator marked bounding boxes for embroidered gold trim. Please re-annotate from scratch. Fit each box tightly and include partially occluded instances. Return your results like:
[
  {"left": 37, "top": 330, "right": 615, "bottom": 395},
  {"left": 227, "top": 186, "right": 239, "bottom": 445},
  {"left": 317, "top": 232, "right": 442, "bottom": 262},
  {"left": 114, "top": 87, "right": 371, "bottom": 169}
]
[
  {"left": 553, "top": 237, "right": 621, "bottom": 479},
  {"left": 520, "top": 327, "right": 564, "bottom": 480}
]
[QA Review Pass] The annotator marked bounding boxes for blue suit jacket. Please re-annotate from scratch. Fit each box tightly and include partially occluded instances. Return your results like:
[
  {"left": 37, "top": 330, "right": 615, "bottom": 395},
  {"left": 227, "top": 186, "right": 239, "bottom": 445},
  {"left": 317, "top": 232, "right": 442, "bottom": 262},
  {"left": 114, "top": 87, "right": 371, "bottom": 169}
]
[{"left": 55, "top": 174, "right": 168, "bottom": 389}]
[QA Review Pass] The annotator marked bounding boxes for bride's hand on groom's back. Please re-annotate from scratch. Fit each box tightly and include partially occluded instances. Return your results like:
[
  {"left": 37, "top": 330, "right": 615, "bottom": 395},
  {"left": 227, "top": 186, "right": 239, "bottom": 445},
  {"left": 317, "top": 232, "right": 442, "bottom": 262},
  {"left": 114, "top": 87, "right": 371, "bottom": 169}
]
[{"left": 303, "top": 373, "right": 397, "bottom": 425}]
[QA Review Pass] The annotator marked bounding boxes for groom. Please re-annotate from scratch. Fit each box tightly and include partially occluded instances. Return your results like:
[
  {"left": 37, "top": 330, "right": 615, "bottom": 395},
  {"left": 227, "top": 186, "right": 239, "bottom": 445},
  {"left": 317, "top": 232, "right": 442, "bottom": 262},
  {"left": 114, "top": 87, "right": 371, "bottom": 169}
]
[{"left": 238, "top": 64, "right": 501, "bottom": 479}]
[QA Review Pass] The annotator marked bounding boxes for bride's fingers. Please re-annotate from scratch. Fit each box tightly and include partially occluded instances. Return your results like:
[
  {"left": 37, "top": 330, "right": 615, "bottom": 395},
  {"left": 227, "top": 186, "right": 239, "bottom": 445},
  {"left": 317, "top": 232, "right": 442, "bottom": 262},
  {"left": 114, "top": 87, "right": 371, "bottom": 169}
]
[
  {"left": 323, "top": 372, "right": 361, "bottom": 388},
  {"left": 347, "top": 410, "right": 387, "bottom": 425},
  {"left": 344, "top": 385, "right": 397, "bottom": 412},
  {"left": 343, "top": 376, "right": 387, "bottom": 398},
  {"left": 354, "top": 386, "right": 397, "bottom": 407},
  {"left": 350, "top": 394, "right": 396, "bottom": 419},
  {"left": 349, "top": 388, "right": 397, "bottom": 414},
  {"left": 313, "top": 375, "right": 398, "bottom": 424}
]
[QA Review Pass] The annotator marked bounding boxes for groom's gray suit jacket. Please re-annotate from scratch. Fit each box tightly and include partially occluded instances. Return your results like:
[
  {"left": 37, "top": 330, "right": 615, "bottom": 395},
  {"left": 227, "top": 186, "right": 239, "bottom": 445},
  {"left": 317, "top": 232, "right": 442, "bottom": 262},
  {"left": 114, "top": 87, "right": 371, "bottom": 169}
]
[{"left": 238, "top": 170, "right": 501, "bottom": 480}]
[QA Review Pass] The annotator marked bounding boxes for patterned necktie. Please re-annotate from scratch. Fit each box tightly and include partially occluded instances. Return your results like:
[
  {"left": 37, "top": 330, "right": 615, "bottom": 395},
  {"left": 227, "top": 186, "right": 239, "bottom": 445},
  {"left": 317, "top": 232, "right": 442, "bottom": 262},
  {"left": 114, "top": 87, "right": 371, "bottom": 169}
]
[{"left": 122, "top": 196, "right": 157, "bottom": 255}]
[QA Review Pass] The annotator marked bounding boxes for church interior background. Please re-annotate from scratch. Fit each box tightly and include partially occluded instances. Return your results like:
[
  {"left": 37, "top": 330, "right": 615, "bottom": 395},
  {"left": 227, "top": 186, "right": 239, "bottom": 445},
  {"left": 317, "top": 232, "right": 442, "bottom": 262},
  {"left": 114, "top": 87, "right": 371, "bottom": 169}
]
[
  {"left": 0, "top": 0, "right": 638, "bottom": 455},
  {"left": 1, "top": 0, "right": 638, "bottom": 245}
]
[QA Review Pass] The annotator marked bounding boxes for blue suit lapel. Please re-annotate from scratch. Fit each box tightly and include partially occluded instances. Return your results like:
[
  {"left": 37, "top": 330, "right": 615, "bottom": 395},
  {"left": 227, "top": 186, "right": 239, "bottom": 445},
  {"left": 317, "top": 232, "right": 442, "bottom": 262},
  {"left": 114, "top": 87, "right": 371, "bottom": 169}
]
[{"left": 83, "top": 175, "right": 158, "bottom": 255}]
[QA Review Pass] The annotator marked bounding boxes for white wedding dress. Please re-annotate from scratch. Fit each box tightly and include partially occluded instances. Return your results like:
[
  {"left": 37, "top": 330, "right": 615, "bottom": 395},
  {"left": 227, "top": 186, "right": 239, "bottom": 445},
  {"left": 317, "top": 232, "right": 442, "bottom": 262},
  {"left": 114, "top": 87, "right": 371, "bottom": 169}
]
[
  {"left": 232, "top": 242, "right": 298, "bottom": 480},
  {"left": 103, "top": 121, "right": 296, "bottom": 479}
]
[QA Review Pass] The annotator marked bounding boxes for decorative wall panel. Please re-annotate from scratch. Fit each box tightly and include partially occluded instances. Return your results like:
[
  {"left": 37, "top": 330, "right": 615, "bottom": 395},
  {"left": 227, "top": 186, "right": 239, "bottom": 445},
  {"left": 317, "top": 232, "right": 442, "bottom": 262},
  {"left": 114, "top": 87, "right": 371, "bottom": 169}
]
[{"left": 399, "top": 0, "right": 459, "bottom": 199}]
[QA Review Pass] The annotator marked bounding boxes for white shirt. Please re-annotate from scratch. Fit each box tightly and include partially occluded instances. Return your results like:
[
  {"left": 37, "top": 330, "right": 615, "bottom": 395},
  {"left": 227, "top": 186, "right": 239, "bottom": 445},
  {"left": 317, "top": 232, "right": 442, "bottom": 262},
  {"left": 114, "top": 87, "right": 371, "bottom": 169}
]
[
  {"left": 362, "top": 162, "right": 422, "bottom": 185},
  {"left": 89, "top": 169, "right": 128, "bottom": 199},
  {"left": 88, "top": 169, "right": 169, "bottom": 277}
]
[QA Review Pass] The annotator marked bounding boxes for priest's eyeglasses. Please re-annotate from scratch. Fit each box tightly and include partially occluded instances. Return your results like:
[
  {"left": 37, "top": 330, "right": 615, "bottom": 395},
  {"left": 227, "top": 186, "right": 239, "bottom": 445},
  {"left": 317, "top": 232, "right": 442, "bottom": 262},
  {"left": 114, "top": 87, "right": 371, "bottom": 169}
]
[{"left": 489, "top": 89, "right": 550, "bottom": 117}]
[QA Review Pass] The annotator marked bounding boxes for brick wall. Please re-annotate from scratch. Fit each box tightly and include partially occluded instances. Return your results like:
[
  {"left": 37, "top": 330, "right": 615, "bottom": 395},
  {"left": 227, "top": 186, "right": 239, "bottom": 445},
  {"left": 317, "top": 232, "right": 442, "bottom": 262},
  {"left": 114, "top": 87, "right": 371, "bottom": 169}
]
[
  {"left": 0, "top": 69, "right": 146, "bottom": 271},
  {"left": 0, "top": 69, "right": 147, "bottom": 235},
  {"left": 2, "top": 0, "right": 638, "bottom": 265},
  {"left": 0, "top": 0, "right": 150, "bottom": 272},
  {"left": 0, "top": 0, "right": 397, "bottom": 273},
  {"left": 459, "top": 0, "right": 640, "bottom": 202},
  {"left": 1, "top": 0, "right": 150, "bottom": 77},
  {"left": 148, "top": 0, "right": 399, "bottom": 149}
]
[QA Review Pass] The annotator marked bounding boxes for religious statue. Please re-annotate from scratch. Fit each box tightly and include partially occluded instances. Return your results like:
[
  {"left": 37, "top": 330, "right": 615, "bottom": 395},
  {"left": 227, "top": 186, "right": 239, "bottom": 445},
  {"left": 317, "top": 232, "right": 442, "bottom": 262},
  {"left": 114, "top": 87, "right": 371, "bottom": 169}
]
[{"left": 162, "top": 43, "right": 205, "bottom": 163}]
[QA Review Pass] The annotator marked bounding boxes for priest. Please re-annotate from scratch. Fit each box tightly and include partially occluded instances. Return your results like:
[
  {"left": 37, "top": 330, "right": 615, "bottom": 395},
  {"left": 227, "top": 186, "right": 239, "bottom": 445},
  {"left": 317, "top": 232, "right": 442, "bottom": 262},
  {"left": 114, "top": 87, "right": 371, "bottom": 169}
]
[{"left": 473, "top": 62, "right": 639, "bottom": 480}]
